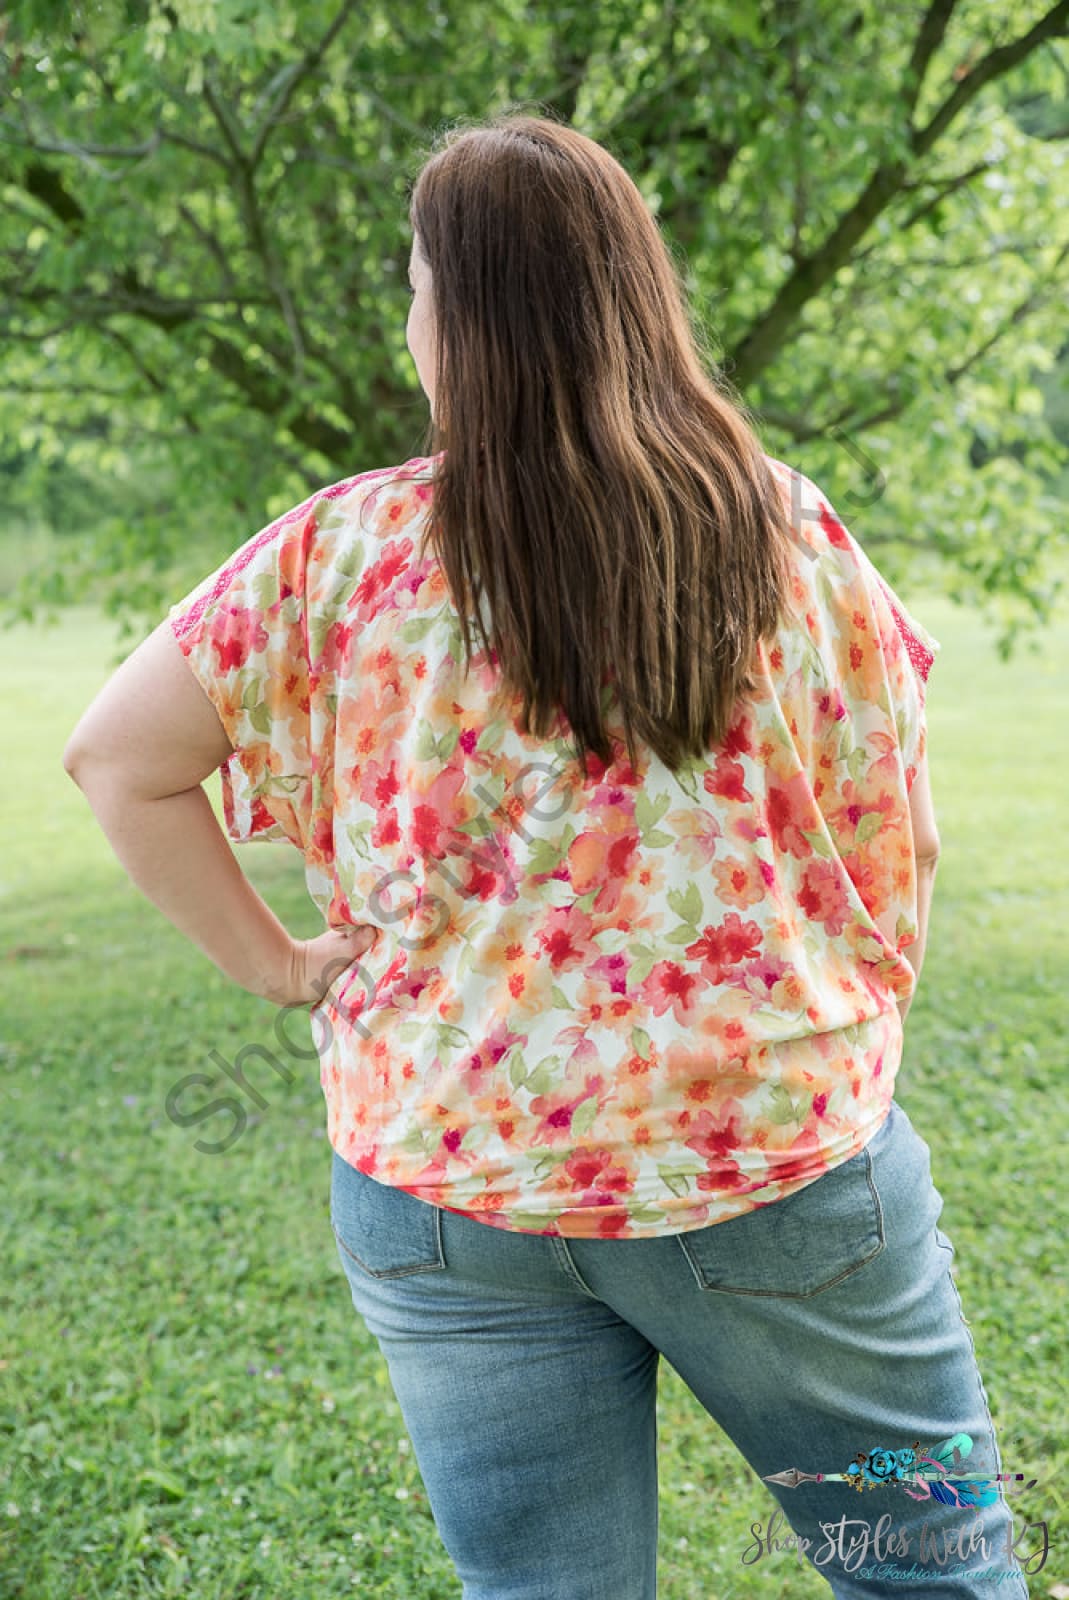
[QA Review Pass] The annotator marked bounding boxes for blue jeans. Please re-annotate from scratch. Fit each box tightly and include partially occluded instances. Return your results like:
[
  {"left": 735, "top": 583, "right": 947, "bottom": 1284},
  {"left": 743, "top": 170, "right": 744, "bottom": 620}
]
[{"left": 329, "top": 1099, "right": 1030, "bottom": 1598}]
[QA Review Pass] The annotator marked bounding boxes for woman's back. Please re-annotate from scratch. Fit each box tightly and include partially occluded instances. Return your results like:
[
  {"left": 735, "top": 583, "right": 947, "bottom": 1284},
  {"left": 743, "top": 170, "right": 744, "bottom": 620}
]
[{"left": 168, "top": 448, "right": 940, "bottom": 1240}]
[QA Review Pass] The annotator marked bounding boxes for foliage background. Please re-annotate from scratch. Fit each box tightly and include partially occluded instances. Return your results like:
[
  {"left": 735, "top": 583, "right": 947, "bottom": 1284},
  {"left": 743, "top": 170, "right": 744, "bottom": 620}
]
[{"left": 1, "top": 0, "right": 1068, "bottom": 650}]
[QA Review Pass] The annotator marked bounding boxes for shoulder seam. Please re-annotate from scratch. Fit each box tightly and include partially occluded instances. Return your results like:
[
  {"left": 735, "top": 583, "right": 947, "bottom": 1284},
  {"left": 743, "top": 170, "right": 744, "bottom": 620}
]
[{"left": 170, "top": 467, "right": 400, "bottom": 641}]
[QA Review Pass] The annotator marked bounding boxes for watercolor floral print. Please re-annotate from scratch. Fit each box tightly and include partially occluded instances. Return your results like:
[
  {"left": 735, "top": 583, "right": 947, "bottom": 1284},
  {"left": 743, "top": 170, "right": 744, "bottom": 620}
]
[{"left": 169, "top": 452, "right": 940, "bottom": 1239}]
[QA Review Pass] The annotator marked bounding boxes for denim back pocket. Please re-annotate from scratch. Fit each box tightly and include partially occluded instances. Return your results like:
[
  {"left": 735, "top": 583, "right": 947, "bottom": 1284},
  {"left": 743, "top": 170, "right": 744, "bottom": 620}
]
[
  {"left": 330, "top": 1148, "right": 446, "bottom": 1279},
  {"left": 675, "top": 1141, "right": 886, "bottom": 1299}
]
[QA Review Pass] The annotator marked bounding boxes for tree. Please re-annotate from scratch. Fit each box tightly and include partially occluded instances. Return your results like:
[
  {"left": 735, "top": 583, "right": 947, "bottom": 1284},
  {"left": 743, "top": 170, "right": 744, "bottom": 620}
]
[{"left": 2, "top": 0, "right": 1067, "bottom": 654}]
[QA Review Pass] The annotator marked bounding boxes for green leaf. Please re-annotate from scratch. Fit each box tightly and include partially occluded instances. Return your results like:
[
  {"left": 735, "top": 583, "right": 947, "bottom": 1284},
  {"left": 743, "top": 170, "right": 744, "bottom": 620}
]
[
  {"left": 631, "top": 1026, "right": 652, "bottom": 1060},
  {"left": 667, "top": 881, "right": 703, "bottom": 926},
  {"left": 635, "top": 790, "right": 670, "bottom": 831},
  {"left": 766, "top": 1083, "right": 803, "bottom": 1126},
  {"left": 525, "top": 1060, "right": 560, "bottom": 1096},
  {"left": 571, "top": 1096, "right": 600, "bottom": 1137},
  {"left": 847, "top": 746, "right": 869, "bottom": 783},
  {"left": 456, "top": 941, "right": 477, "bottom": 981},
  {"left": 250, "top": 571, "right": 280, "bottom": 610},
  {"left": 528, "top": 838, "right": 564, "bottom": 876},
  {"left": 532, "top": 1149, "right": 570, "bottom": 1179},
  {"left": 436, "top": 724, "right": 460, "bottom": 760},
  {"left": 396, "top": 614, "right": 437, "bottom": 643},
  {"left": 670, "top": 768, "right": 701, "bottom": 803},
  {"left": 628, "top": 947, "right": 660, "bottom": 987},
  {"left": 854, "top": 812, "right": 884, "bottom": 844},
  {"left": 476, "top": 718, "right": 509, "bottom": 751},
  {"left": 659, "top": 1170, "right": 693, "bottom": 1200},
  {"left": 413, "top": 720, "right": 439, "bottom": 762},
  {"left": 246, "top": 701, "right": 272, "bottom": 737}
]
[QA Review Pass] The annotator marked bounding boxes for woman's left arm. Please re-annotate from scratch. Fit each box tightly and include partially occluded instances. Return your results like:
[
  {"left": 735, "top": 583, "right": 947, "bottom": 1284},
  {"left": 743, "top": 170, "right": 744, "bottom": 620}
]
[{"left": 61, "top": 618, "right": 367, "bottom": 1006}]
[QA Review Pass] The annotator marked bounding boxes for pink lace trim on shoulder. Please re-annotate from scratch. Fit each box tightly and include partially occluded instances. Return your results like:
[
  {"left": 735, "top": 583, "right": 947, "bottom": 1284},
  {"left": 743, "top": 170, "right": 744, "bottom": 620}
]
[
  {"left": 170, "top": 463, "right": 420, "bottom": 643},
  {"left": 874, "top": 574, "right": 936, "bottom": 683}
]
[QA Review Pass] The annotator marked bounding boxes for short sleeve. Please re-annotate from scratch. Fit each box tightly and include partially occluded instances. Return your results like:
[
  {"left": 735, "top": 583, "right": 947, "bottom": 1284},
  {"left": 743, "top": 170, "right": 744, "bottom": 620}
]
[
  {"left": 784, "top": 462, "right": 942, "bottom": 799},
  {"left": 167, "top": 494, "right": 321, "bottom": 850},
  {"left": 854, "top": 544, "right": 941, "bottom": 794}
]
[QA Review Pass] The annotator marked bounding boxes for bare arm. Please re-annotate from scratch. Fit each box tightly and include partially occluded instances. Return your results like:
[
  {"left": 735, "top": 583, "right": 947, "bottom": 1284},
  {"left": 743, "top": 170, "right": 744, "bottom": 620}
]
[
  {"left": 898, "top": 745, "right": 940, "bottom": 1027},
  {"left": 62, "top": 619, "right": 376, "bottom": 1008}
]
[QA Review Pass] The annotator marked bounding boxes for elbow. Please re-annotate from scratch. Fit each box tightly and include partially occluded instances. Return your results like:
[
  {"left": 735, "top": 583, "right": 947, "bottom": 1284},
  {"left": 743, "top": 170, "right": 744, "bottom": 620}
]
[
  {"left": 62, "top": 732, "right": 99, "bottom": 787},
  {"left": 62, "top": 740, "right": 85, "bottom": 784}
]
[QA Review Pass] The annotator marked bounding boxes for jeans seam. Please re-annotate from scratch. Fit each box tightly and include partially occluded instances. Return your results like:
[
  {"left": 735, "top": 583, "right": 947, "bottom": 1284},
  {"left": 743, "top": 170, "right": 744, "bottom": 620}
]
[
  {"left": 937, "top": 1259, "right": 1030, "bottom": 1594},
  {"left": 549, "top": 1236, "right": 603, "bottom": 1300}
]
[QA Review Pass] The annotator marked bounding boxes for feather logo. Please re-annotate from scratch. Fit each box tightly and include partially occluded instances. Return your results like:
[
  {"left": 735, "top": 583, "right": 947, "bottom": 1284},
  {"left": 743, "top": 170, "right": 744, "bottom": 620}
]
[{"left": 764, "top": 1432, "right": 1037, "bottom": 1513}]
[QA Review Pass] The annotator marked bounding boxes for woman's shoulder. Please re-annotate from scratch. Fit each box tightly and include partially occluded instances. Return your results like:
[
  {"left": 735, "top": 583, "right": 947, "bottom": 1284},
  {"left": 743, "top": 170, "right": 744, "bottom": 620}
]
[
  {"left": 762, "top": 453, "right": 862, "bottom": 567},
  {"left": 301, "top": 454, "right": 440, "bottom": 572},
  {"left": 760, "top": 452, "right": 940, "bottom": 689}
]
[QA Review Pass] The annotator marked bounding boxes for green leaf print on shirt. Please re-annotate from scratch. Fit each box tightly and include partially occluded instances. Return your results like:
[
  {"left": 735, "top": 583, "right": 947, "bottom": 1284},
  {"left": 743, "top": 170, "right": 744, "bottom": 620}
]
[
  {"left": 571, "top": 1096, "right": 600, "bottom": 1137},
  {"left": 525, "top": 1056, "right": 564, "bottom": 1096},
  {"left": 631, "top": 1026, "right": 653, "bottom": 1061},
  {"left": 247, "top": 702, "right": 273, "bottom": 738},
  {"left": 847, "top": 744, "right": 870, "bottom": 784},
  {"left": 634, "top": 789, "right": 672, "bottom": 839},
  {"left": 766, "top": 1083, "right": 806, "bottom": 1126},
  {"left": 667, "top": 882, "right": 704, "bottom": 927}
]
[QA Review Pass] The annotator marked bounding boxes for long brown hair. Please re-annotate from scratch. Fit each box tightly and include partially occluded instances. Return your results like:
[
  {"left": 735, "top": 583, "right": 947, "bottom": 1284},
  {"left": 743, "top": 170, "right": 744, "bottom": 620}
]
[{"left": 407, "top": 110, "right": 796, "bottom": 775}]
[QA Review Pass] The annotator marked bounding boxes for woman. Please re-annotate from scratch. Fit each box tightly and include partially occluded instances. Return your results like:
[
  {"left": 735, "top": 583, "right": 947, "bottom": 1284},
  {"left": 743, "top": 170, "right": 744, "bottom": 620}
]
[{"left": 63, "top": 114, "right": 1028, "bottom": 1598}]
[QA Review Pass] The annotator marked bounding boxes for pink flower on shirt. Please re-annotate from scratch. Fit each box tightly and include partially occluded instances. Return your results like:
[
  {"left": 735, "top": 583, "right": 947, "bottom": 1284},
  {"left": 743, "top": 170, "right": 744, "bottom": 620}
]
[
  {"left": 210, "top": 606, "right": 268, "bottom": 672},
  {"left": 797, "top": 858, "right": 854, "bottom": 936}
]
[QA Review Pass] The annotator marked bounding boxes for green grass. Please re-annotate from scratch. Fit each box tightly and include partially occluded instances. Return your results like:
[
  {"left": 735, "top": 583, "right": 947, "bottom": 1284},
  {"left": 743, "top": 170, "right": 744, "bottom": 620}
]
[{"left": 1, "top": 593, "right": 1067, "bottom": 1598}]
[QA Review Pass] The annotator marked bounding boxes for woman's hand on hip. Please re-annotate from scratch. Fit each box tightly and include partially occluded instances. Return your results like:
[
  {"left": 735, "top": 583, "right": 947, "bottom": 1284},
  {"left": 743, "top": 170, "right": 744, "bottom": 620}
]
[{"left": 263, "top": 923, "right": 381, "bottom": 1009}]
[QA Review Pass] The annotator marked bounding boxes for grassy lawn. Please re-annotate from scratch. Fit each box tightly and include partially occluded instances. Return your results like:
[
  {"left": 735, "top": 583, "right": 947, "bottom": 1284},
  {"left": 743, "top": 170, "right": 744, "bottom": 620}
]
[{"left": 1, "top": 589, "right": 1066, "bottom": 1598}]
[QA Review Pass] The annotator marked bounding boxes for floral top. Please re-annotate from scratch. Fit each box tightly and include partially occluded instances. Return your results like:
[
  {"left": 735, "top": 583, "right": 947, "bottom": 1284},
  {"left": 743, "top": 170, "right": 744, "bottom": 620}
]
[{"left": 168, "top": 451, "right": 940, "bottom": 1239}]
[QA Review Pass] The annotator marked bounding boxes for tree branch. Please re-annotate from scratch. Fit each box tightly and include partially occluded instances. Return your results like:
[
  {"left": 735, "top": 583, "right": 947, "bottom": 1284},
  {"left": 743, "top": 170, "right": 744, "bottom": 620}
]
[
  {"left": 786, "top": 14, "right": 810, "bottom": 265},
  {"left": 727, "top": 0, "right": 1069, "bottom": 388},
  {"left": 202, "top": 69, "right": 310, "bottom": 377},
  {"left": 0, "top": 126, "right": 162, "bottom": 162},
  {"left": 852, "top": 160, "right": 996, "bottom": 264},
  {"left": 912, "top": 1, "right": 1069, "bottom": 158},
  {"left": 248, "top": 0, "right": 362, "bottom": 170},
  {"left": 0, "top": 379, "right": 133, "bottom": 399},
  {"left": 176, "top": 200, "right": 240, "bottom": 298},
  {"left": 4, "top": 204, "right": 350, "bottom": 464},
  {"left": 757, "top": 236, "right": 1069, "bottom": 444},
  {"left": 901, "top": 0, "right": 961, "bottom": 121},
  {"left": 157, "top": 127, "right": 232, "bottom": 170},
  {"left": 944, "top": 234, "right": 1069, "bottom": 383}
]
